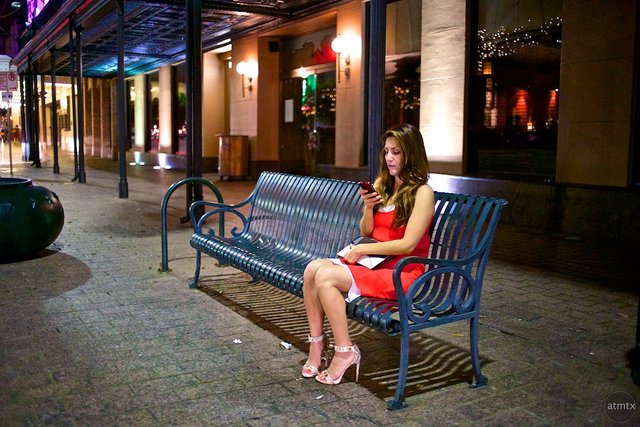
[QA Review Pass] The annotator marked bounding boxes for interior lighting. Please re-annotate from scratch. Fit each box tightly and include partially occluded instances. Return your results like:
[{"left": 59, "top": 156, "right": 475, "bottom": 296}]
[
  {"left": 297, "top": 67, "right": 310, "bottom": 79},
  {"left": 157, "top": 153, "right": 171, "bottom": 169},
  {"left": 236, "top": 60, "right": 258, "bottom": 97},
  {"left": 130, "top": 151, "right": 145, "bottom": 166},
  {"left": 482, "top": 61, "right": 492, "bottom": 75},
  {"left": 212, "top": 39, "right": 232, "bottom": 54}
]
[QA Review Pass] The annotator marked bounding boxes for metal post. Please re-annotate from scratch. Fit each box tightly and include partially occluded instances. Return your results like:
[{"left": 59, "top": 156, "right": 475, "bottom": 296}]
[
  {"left": 69, "top": 15, "right": 79, "bottom": 181},
  {"left": 185, "top": 0, "right": 203, "bottom": 219},
  {"left": 117, "top": 0, "right": 128, "bottom": 198},
  {"left": 367, "top": 0, "right": 386, "bottom": 181},
  {"left": 75, "top": 24, "right": 86, "bottom": 183},
  {"left": 32, "top": 71, "right": 41, "bottom": 167},
  {"left": 40, "top": 73, "right": 47, "bottom": 151},
  {"left": 8, "top": 106, "right": 13, "bottom": 174},
  {"left": 50, "top": 48, "right": 60, "bottom": 173}
]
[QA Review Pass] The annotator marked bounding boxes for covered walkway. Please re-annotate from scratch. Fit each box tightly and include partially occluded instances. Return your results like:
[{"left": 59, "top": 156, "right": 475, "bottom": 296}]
[{"left": 1, "top": 148, "right": 638, "bottom": 424}]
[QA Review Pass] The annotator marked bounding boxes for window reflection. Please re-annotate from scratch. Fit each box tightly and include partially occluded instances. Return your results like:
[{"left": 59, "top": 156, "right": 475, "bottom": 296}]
[{"left": 469, "top": 0, "right": 563, "bottom": 178}]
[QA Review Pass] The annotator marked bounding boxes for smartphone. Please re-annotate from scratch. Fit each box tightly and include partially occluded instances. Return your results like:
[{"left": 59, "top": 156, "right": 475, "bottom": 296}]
[{"left": 358, "top": 181, "right": 375, "bottom": 193}]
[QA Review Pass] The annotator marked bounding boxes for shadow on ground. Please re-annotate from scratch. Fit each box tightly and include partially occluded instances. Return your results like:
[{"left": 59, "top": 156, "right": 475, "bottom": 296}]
[
  {"left": 0, "top": 250, "right": 92, "bottom": 300},
  {"left": 196, "top": 271, "right": 491, "bottom": 401},
  {"left": 0, "top": 247, "right": 58, "bottom": 265}
]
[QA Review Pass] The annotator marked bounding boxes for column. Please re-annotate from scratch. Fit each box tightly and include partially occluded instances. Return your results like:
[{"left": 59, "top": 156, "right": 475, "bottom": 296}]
[
  {"left": 556, "top": 0, "right": 638, "bottom": 187},
  {"left": 420, "top": 0, "right": 467, "bottom": 174}
]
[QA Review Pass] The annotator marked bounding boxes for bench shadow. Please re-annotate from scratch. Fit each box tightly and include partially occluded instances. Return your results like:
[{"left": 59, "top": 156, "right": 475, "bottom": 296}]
[{"left": 196, "top": 271, "right": 492, "bottom": 402}]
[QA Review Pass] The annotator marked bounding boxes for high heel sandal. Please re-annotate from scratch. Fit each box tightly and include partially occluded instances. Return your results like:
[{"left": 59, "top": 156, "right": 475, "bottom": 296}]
[
  {"left": 315, "top": 343, "right": 361, "bottom": 385},
  {"left": 301, "top": 334, "right": 325, "bottom": 378}
]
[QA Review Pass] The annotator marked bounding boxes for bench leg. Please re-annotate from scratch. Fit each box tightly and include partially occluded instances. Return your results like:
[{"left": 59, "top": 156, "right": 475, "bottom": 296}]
[
  {"left": 189, "top": 250, "right": 202, "bottom": 289},
  {"left": 469, "top": 315, "right": 488, "bottom": 388},
  {"left": 388, "top": 332, "right": 410, "bottom": 410}
]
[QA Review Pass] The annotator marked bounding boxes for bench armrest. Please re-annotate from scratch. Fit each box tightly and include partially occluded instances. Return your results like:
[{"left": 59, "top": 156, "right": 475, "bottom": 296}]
[
  {"left": 391, "top": 254, "right": 486, "bottom": 326},
  {"left": 189, "top": 198, "right": 252, "bottom": 237}
]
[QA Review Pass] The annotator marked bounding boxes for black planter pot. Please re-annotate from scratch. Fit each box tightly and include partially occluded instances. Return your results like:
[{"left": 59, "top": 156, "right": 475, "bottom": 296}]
[{"left": 0, "top": 177, "right": 65, "bottom": 260}]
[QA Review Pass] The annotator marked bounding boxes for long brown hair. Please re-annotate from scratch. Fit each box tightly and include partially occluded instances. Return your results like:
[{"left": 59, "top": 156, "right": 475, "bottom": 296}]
[{"left": 373, "top": 123, "right": 430, "bottom": 228}]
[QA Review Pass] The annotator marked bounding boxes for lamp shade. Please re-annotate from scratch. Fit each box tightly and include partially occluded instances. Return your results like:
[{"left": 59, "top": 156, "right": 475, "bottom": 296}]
[
  {"left": 236, "top": 60, "right": 249, "bottom": 75},
  {"left": 236, "top": 60, "right": 258, "bottom": 78},
  {"left": 331, "top": 34, "right": 346, "bottom": 54}
]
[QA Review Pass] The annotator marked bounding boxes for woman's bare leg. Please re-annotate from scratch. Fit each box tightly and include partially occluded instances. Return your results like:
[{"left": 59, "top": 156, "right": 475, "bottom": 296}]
[
  {"left": 314, "top": 265, "right": 358, "bottom": 379},
  {"left": 302, "top": 259, "right": 335, "bottom": 370}
]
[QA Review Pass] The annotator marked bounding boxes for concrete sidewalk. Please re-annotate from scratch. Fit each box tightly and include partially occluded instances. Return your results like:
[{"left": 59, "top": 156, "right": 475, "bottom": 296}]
[{"left": 1, "top": 147, "right": 639, "bottom": 425}]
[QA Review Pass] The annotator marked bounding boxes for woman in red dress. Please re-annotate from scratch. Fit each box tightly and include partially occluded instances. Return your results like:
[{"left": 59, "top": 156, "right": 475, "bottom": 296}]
[{"left": 302, "top": 123, "right": 435, "bottom": 385}]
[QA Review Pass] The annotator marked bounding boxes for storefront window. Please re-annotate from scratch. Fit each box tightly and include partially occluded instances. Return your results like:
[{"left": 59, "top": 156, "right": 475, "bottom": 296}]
[
  {"left": 384, "top": 0, "right": 421, "bottom": 130},
  {"left": 469, "top": 0, "right": 563, "bottom": 178},
  {"left": 384, "top": 54, "right": 420, "bottom": 130}
]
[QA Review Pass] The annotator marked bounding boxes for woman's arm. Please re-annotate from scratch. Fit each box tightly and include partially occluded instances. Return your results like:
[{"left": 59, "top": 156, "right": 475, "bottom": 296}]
[{"left": 344, "top": 185, "right": 435, "bottom": 263}]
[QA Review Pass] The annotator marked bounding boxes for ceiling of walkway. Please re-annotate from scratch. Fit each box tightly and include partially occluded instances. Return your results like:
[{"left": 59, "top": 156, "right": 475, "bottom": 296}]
[{"left": 20, "top": 0, "right": 350, "bottom": 78}]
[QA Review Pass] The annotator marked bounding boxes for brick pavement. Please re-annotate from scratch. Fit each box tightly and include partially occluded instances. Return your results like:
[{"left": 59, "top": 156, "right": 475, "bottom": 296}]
[{"left": 1, "top": 145, "right": 639, "bottom": 425}]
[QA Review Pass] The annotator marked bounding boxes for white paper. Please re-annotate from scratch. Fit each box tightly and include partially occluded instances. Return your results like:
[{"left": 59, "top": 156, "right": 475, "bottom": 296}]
[{"left": 336, "top": 237, "right": 389, "bottom": 269}]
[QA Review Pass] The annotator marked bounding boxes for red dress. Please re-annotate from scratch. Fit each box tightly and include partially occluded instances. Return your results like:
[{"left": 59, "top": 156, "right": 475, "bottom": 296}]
[{"left": 345, "top": 207, "right": 431, "bottom": 300}]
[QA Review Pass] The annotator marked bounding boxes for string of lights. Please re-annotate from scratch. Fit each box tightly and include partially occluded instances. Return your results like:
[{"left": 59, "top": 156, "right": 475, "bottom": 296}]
[{"left": 477, "top": 17, "right": 562, "bottom": 71}]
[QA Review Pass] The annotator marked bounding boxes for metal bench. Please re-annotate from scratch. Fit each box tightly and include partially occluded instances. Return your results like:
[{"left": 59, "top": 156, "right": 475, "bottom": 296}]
[{"left": 188, "top": 171, "right": 507, "bottom": 410}]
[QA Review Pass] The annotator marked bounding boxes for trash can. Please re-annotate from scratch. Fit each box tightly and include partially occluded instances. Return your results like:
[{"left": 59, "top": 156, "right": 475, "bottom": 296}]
[{"left": 218, "top": 135, "right": 249, "bottom": 180}]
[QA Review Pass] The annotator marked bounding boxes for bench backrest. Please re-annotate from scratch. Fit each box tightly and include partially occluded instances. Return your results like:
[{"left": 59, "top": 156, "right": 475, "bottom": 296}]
[
  {"left": 243, "top": 173, "right": 505, "bottom": 290},
  {"left": 245, "top": 172, "right": 362, "bottom": 263}
]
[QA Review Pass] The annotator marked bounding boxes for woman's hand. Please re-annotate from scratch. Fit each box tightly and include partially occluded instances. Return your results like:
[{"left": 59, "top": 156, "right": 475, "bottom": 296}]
[
  {"left": 342, "top": 243, "right": 366, "bottom": 264},
  {"left": 359, "top": 188, "right": 379, "bottom": 236},
  {"left": 359, "top": 188, "right": 381, "bottom": 210}
]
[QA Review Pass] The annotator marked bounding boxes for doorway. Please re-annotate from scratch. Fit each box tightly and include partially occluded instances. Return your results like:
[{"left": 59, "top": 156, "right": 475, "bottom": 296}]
[{"left": 279, "top": 68, "right": 336, "bottom": 175}]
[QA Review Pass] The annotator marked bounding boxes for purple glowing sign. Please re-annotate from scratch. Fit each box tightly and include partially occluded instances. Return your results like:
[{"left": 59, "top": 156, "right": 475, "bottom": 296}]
[{"left": 26, "top": 0, "right": 51, "bottom": 25}]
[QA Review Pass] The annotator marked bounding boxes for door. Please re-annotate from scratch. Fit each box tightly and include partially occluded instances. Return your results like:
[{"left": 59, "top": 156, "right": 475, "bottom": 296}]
[{"left": 279, "top": 77, "right": 305, "bottom": 174}]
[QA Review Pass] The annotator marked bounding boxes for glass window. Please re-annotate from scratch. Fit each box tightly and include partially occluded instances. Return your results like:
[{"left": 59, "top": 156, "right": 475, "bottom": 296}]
[
  {"left": 469, "top": 0, "right": 563, "bottom": 178},
  {"left": 384, "top": 54, "right": 420, "bottom": 131},
  {"left": 384, "top": 0, "right": 421, "bottom": 131}
]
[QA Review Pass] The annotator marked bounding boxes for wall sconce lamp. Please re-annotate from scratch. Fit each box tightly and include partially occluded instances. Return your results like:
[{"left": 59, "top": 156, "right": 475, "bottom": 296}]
[
  {"left": 236, "top": 60, "right": 258, "bottom": 97},
  {"left": 331, "top": 34, "right": 351, "bottom": 83}
]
